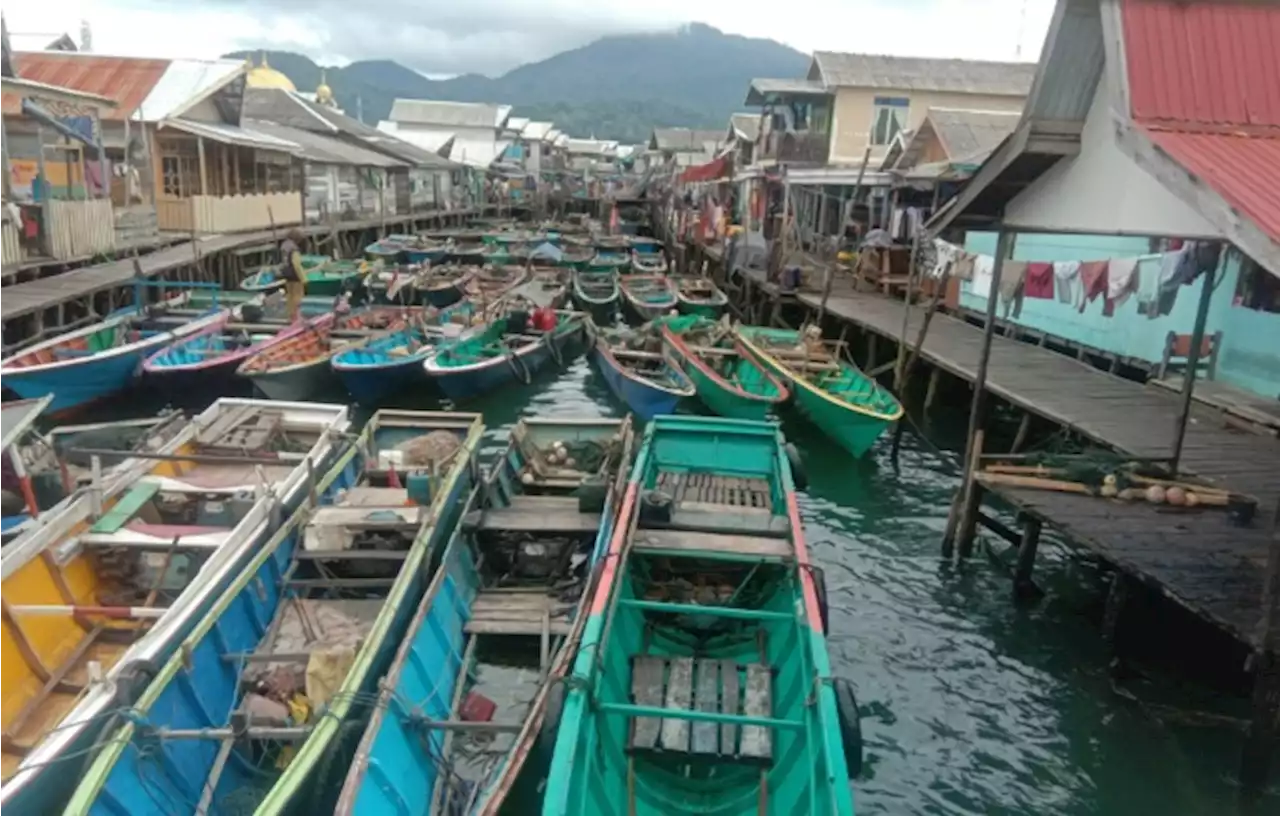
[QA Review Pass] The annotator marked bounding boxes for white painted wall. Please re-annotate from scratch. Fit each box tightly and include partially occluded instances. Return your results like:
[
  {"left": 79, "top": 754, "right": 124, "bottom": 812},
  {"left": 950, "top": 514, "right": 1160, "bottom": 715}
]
[{"left": 1003, "top": 81, "right": 1222, "bottom": 238}]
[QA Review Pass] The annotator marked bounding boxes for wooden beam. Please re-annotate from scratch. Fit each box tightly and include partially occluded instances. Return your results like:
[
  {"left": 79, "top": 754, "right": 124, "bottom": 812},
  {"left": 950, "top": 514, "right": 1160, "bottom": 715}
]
[
  {"left": 1012, "top": 517, "right": 1043, "bottom": 601},
  {"left": 1240, "top": 498, "right": 1280, "bottom": 801},
  {"left": 197, "top": 137, "right": 208, "bottom": 196}
]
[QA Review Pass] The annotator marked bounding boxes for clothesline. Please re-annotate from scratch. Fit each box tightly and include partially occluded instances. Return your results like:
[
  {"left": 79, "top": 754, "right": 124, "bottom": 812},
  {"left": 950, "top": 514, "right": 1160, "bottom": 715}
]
[{"left": 925, "top": 238, "right": 1225, "bottom": 321}]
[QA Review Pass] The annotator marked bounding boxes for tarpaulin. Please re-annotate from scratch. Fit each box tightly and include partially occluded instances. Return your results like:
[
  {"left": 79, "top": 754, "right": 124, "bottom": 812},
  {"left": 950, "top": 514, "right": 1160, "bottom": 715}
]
[{"left": 680, "top": 154, "right": 729, "bottom": 184}]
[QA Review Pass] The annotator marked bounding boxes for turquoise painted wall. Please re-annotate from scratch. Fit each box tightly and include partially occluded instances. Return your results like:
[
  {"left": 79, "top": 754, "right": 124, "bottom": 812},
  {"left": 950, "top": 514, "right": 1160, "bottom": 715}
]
[{"left": 960, "top": 232, "right": 1280, "bottom": 399}]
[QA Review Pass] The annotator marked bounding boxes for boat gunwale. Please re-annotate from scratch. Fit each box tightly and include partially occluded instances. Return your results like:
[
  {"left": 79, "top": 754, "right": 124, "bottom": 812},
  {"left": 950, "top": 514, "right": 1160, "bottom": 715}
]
[
  {"left": 736, "top": 329, "right": 905, "bottom": 423},
  {"left": 660, "top": 323, "right": 790, "bottom": 405},
  {"left": 593, "top": 334, "right": 695, "bottom": 399},
  {"left": 423, "top": 313, "right": 584, "bottom": 376},
  {"left": 141, "top": 311, "right": 327, "bottom": 375}
]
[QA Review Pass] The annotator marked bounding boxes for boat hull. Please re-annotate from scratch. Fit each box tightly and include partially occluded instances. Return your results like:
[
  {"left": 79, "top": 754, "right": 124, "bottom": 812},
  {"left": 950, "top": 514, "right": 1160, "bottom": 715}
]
[
  {"left": 428, "top": 322, "right": 585, "bottom": 402},
  {"left": 335, "top": 355, "right": 432, "bottom": 405},
  {"left": 419, "top": 282, "right": 466, "bottom": 308},
  {"left": 592, "top": 343, "right": 687, "bottom": 421},
  {"left": 676, "top": 297, "right": 726, "bottom": 318},
  {"left": 246, "top": 358, "right": 338, "bottom": 401}
]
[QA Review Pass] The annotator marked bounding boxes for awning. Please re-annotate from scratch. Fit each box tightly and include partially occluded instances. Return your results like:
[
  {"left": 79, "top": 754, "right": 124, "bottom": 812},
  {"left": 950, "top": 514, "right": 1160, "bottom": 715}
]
[
  {"left": 159, "top": 118, "right": 300, "bottom": 153},
  {"left": 680, "top": 154, "right": 730, "bottom": 183},
  {"left": 19, "top": 98, "right": 102, "bottom": 158}
]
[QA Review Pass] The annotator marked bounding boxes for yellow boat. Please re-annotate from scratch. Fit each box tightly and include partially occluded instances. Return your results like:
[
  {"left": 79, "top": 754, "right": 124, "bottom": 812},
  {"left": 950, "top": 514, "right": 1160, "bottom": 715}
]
[{"left": 0, "top": 398, "right": 351, "bottom": 814}]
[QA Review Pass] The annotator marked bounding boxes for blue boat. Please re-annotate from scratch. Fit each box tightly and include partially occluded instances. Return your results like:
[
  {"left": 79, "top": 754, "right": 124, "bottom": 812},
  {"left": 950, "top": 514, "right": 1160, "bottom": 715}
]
[
  {"left": 335, "top": 416, "right": 635, "bottom": 816},
  {"left": 0, "top": 297, "right": 226, "bottom": 414},
  {"left": 424, "top": 310, "right": 587, "bottom": 402},
  {"left": 332, "top": 302, "right": 481, "bottom": 404},
  {"left": 592, "top": 325, "right": 694, "bottom": 420},
  {"left": 62, "top": 410, "right": 485, "bottom": 816}
]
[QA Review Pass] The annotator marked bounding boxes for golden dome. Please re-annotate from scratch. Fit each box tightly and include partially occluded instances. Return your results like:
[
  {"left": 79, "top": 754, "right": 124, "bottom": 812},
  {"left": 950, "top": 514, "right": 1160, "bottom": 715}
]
[
  {"left": 315, "top": 69, "right": 334, "bottom": 106},
  {"left": 246, "top": 53, "right": 296, "bottom": 91}
]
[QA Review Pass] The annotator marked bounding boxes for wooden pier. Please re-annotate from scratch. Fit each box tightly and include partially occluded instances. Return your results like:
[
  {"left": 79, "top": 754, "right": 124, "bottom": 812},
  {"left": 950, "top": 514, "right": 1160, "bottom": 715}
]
[{"left": 1, "top": 205, "right": 508, "bottom": 351}]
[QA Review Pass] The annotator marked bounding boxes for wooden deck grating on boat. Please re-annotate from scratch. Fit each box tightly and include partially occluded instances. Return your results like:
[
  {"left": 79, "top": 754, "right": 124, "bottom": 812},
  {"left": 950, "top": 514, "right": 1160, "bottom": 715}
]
[
  {"left": 632, "top": 529, "right": 792, "bottom": 560},
  {"left": 464, "top": 590, "right": 573, "bottom": 636},
  {"left": 656, "top": 471, "right": 773, "bottom": 512},
  {"left": 629, "top": 656, "right": 773, "bottom": 762},
  {"left": 195, "top": 405, "right": 282, "bottom": 453}
]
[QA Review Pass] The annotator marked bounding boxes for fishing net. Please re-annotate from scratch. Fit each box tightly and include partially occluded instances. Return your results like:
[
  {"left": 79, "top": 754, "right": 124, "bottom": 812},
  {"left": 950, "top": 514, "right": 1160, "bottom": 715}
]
[{"left": 395, "top": 430, "right": 463, "bottom": 469}]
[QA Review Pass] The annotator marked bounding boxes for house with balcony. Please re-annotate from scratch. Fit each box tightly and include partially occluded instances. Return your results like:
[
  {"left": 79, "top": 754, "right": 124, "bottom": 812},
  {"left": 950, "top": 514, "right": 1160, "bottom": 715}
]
[{"left": 2, "top": 50, "right": 305, "bottom": 238}]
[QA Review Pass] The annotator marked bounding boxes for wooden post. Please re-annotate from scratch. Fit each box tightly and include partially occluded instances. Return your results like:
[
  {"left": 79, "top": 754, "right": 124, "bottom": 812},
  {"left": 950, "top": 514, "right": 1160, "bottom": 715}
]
[
  {"left": 946, "top": 228, "right": 1012, "bottom": 559},
  {"left": 893, "top": 219, "right": 923, "bottom": 391},
  {"left": 1170, "top": 246, "right": 1218, "bottom": 473},
  {"left": 923, "top": 367, "right": 942, "bottom": 414},
  {"left": 94, "top": 111, "right": 108, "bottom": 202},
  {"left": 1101, "top": 571, "right": 1130, "bottom": 652},
  {"left": 865, "top": 333, "right": 877, "bottom": 371},
  {"left": 196, "top": 137, "right": 208, "bottom": 196},
  {"left": 35, "top": 124, "right": 49, "bottom": 246},
  {"left": 1010, "top": 413, "right": 1033, "bottom": 454},
  {"left": 1240, "top": 498, "right": 1280, "bottom": 802},
  {"left": 1012, "top": 516, "right": 1042, "bottom": 601}
]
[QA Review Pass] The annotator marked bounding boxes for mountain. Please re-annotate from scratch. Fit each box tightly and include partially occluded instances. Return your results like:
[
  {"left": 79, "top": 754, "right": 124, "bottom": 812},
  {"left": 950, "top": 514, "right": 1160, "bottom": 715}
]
[{"left": 226, "top": 24, "right": 808, "bottom": 143}]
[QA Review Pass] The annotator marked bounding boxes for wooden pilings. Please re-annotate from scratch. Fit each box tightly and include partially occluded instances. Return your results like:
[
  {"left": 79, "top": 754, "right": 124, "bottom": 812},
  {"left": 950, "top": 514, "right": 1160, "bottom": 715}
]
[{"left": 1241, "top": 498, "right": 1280, "bottom": 802}]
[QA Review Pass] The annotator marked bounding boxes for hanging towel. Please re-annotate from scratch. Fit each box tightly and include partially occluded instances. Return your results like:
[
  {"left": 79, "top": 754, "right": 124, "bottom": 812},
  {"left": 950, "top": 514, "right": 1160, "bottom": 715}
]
[
  {"left": 1154, "top": 247, "right": 1187, "bottom": 316},
  {"left": 971, "top": 254, "right": 994, "bottom": 298},
  {"left": 1135, "top": 255, "right": 1162, "bottom": 315},
  {"left": 1079, "top": 260, "right": 1113, "bottom": 316},
  {"left": 1053, "top": 261, "right": 1081, "bottom": 306},
  {"left": 1000, "top": 260, "right": 1028, "bottom": 318},
  {"left": 930, "top": 240, "right": 957, "bottom": 279},
  {"left": 952, "top": 252, "right": 976, "bottom": 281},
  {"left": 1024, "top": 262, "right": 1055, "bottom": 299},
  {"left": 1107, "top": 257, "right": 1140, "bottom": 308}
]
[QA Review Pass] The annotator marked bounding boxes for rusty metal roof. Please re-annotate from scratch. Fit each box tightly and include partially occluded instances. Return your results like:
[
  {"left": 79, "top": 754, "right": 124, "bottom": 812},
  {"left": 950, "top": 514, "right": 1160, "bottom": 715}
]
[
  {"left": 1122, "top": 0, "right": 1280, "bottom": 128},
  {"left": 1, "top": 52, "right": 169, "bottom": 119}
]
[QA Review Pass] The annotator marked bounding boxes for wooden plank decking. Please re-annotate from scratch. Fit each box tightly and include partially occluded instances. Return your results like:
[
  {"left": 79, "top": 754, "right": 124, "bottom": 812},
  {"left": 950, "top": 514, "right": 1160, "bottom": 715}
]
[{"left": 796, "top": 287, "right": 1280, "bottom": 646}]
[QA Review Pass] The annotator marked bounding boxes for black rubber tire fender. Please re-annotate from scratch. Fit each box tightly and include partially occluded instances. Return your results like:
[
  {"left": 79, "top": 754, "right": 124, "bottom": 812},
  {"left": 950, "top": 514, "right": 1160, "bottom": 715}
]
[{"left": 833, "top": 678, "right": 864, "bottom": 778}]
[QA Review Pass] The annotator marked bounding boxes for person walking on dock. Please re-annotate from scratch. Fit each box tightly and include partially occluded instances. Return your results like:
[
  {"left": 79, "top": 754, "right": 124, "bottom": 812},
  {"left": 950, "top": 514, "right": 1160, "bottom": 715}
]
[{"left": 280, "top": 228, "right": 307, "bottom": 322}]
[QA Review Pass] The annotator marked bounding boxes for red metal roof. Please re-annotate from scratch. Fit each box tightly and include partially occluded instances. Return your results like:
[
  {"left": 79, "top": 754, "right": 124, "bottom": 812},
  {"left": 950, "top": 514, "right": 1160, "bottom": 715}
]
[
  {"left": 1122, "top": 0, "right": 1280, "bottom": 128},
  {"left": 1142, "top": 127, "right": 1280, "bottom": 243},
  {"left": 1, "top": 53, "right": 170, "bottom": 120}
]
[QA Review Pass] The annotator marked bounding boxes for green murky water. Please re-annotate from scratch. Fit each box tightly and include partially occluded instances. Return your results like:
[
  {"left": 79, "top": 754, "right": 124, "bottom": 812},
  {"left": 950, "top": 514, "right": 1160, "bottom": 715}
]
[{"left": 91, "top": 356, "right": 1274, "bottom": 814}]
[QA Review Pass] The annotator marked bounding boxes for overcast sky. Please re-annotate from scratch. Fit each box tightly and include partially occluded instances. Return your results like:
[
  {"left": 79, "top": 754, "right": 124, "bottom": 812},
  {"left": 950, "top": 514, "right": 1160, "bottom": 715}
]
[{"left": 7, "top": 0, "right": 1054, "bottom": 77}]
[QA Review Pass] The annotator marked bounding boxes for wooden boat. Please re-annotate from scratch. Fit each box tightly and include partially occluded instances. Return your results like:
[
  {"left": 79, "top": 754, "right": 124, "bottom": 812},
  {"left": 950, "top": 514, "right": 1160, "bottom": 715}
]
[
  {"left": 630, "top": 249, "right": 669, "bottom": 275},
  {"left": 676, "top": 277, "right": 729, "bottom": 318},
  {"left": 332, "top": 301, "right": 482, "bottom": 405},
  {"left": 238, "top": 307, "right": 415, "bottom": 401},
  {"left": 405, "top": 237, "right": 449, "bottom": 266},
  {"left": 61, "top": 410, "right": 483, "bottom": 816},
  {"left": 661, "top": 315, "right": 790, "bottom": 420},
  {"left": 240, "top": 254, "right": 326, "bottom": 293},
  {"left": 337, "top": 416, "right": 634, "bottom": 815},
  {"left": 142, "top": 309, "right": 331, "bottom": 395},
  {"left": 593, "top": 235, "right": 632, "bottom": 252},
  {"left": 305, "top": 258, "right": 368, "bottom": 297},
  {"left": 506, "top": 267, "right": 570, "bottom": 309},
  {"left": 366, "top": 235, "right": 448, "bottom": 266},
  {"left": 572, "top": 269, "right": 620, "bottom": 324},
  {"left": 1, "top": 399, "right": 351, "bottom": 814},
  {"left": 619, "top": 274, "right": 678, "bottom": 323},
  {"left": 736, "top": 325, "right": 904, "bottom": 457},
  {"left": 560, "top": 246, "right": 596, "bottom": 270},
  {"left": 462, "top": 264, "right": 530, "bottom": 305},
  {"left": 0, "top": 294, "right": 226, "bottom": 414},
  {"left": 592, "top": 324, "right": 694, "bottom": 420},
  {"left": 588, "top": 249, "right": 631, "bottom": 273},
  {"left": 412, "top": 264, "right": 477, "bottom": 308},
  {"left": 424, "top": 310, "right": 587, "bottom": 401},
  {"left": 543, "top": 415, "right": 860, "bottom": 816},
  {"left": 447, "top": 241, "right": 493, "bottom": 265}
]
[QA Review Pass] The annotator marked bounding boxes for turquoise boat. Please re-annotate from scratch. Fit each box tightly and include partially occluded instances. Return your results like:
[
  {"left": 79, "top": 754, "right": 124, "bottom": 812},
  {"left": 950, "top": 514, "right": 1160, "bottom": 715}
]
[
  {"left": 675, "top": 277, "right": 729, "bottom": 318},
  {"left": 735, "top": 326, "right": 903, "bottom": 457},
  {"left": 62, "top": 410, "right": 485, "bottom": 816},
  {"left": 336, "top": 417, "right": 635, "bottom": 815},
  {"left": 572, "top": 269, "right": 620, "bottom": 324},
  {"left": 661, "top": 315, "right": 790, "bottom": 421},
  {"left": 544, "top": 415, "right": 860, "bottom": 816}
]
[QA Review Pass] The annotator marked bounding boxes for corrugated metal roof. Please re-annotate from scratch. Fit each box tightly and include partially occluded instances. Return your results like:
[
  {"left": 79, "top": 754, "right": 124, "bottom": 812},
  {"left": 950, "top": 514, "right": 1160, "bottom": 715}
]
[
  {"left": 138, "top": 58, "right": 244, "bottom": 120},
  {"left": 810, "top": 51, "right": 1036, "bottom": 96},
  {"left": 522, "top": 120, "right": 554, "bottom": 140},
  {"left": 1026, "top": 0, "right": 1105, "bottom": 123},
  {"left": 246, "top": 119, "right": 404, "bottom": 167},
  {"left": 242, "top": 87, "right": 335, "bottom": 131},
  {"left": 2, "top": 52, "right": 169, "bottom": 119},
  {"left": 448, "top": 134, "right": 509, "bottom": 169},
  {"left": 744, "top": 78, "right": 829, "bottom": 106},
  {"left": 729, "top": 113, "right": 761, "bottom": 143},
  {"left": 389, "top": 99, "right": 510, "bottom": 129},
  {"left": 160, "top": 118, "right": 298, "bottom": 151},
  {"left": 1122, "top": 0, "right": 1280, "bottom": 127},
  {"left": 649, "top": 128, "right": 725, "bottom": 152},
  {"left": 1, "top": 76, "right": 117, "bottom": 109},
  {"left": 929, "top": 108, "right": 1021, "bottom": 161},
  {"left": 1142, "top": 127, "right": 1280, "bottom": 243},
  {"left": 505, "top": 116, "right": 530, "bottom": 133},
  {"left": 379, "top": 122, "right": 457, "bottom": 153}
]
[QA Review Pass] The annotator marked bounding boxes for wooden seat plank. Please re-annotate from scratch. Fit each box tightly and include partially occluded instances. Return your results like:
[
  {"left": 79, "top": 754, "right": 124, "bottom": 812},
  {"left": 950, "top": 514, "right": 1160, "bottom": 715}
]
[
  {"left": 691, "top": 659, "right": 719, "bottom": 755},
  {"left": 633, "top": 529, "right": 792, "bottom": 560},
  {"left": 660, "top": 657, "right": 693, "bottom": 752},
  {"left": 476, "top": 507, "right": 601, "bottom": 534},
  {"left": 89, "top": 482, "right": 161, "bottom": 534},
  {"left": 630, "top": 656, "right": 665, "bottom": 751},
  {"left": 720, "top": 660, "right": 740, "bottom": 756},
  {"left": 739, "top": 663, "right": 773, "bottom": 761}
]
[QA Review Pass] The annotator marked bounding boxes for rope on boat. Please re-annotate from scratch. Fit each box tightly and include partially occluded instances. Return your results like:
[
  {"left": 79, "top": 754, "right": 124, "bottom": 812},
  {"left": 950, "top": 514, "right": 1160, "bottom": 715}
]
[
  {"left": 547, "top": 331, "right": 565, "bottom": 369},
  {"left": 502, "top": 341, "right": 532, "bottom": 384}
]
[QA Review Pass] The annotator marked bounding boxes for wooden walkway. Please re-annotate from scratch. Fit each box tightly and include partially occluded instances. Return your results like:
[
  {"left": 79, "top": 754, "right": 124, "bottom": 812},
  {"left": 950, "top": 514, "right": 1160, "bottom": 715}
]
[
  {"left": 796, "top": 286, "right": 1280, "bottom": 646},
  {"left": 0, "top": 207, "right": 494, "bottom": 323}
]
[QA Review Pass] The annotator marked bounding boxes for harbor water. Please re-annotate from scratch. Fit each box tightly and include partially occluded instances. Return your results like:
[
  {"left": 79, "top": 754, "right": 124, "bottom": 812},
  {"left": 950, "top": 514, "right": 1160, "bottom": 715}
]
[{"left": 88, "top": 357, "right": 1268, "bottom": 815}]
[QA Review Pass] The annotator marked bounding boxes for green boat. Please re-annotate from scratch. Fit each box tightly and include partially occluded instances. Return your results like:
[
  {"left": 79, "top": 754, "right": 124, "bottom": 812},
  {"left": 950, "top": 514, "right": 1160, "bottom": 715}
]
[
  {"left": 675, "top": 277, "right": 729, "bottom": 318},
  {"left": 304, "top": 258, "right": 369, "bottom": 296},
  {"left": 735, "top": 325, "right": 902, "bottom": 457},
  {"left": 544, "top": 415, "right": 860, "bottom": 816},
  {"left": 239, "top": 253, "right": 330, "bottom": 293},
  {"left": 660, "top": 315, "right": 790, "bottom": 421}
]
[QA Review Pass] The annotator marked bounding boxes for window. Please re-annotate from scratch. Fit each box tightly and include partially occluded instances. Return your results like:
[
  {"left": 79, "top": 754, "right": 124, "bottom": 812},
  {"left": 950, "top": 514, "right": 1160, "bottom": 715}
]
[
  {"left": 870, "top": 96, "right": 909, "bottom": 146},
  {"left": 1234, "top": 253, "right": 1280, "bottom": 314}
]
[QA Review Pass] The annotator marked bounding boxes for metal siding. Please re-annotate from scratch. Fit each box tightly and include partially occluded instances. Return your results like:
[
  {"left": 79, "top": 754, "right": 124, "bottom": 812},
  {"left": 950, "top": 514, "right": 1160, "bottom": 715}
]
[
  {"left": 1029, "top": 4, "right": 1106, "bottom": 122},
  {"left": 2, "top": 53, "right": 168, "bottom": 119},
  {"left": 1144, "top": 127, "right": 1280, "bottom": 241},
  {"left": 1123, "top": 0, "right": 1280, "bottom": 126}
]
